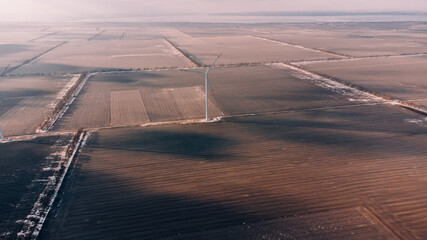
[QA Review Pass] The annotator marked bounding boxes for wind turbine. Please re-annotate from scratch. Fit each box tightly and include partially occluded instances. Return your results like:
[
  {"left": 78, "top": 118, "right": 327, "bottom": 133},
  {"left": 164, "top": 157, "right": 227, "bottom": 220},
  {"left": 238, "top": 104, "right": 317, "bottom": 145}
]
[
  {"left": 0, "top": 65, "right": 8, "bottom": 142},
  {"left": 185, "top": 53, "right": 222, "bottom": 122}
]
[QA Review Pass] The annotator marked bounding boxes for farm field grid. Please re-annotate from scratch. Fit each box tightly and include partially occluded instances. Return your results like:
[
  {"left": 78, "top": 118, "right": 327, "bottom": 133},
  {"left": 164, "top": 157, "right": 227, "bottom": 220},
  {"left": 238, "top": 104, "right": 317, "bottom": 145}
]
[{"left": 0, "top": 20, "right": 426, "bottom": 240}]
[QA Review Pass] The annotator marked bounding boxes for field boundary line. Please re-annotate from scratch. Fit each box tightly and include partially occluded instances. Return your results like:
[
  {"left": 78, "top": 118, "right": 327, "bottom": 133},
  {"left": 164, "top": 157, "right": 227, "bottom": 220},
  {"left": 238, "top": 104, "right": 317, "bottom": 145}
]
[
  {"left": 38, "top": 73, "right": 93, "bottom": 132},
  {"left": 1, "top": 41, "right": 67, "bottom": 76},
  {"left": 250, "top": 35, "right": 351, "bottom": 59},
  {"left": 87, "top": 30, "right": 106, "bottom": 41},
  {"left": 291, "top": 53, "right": 427, "bottom": 66},
  {"left": 28, "top": 31, "right": 59, "bottom": 42},
  {"left": 164, "top": 38, "right": 204, "bottom": 67},
  {"left": 76, "top": 103, "right": 380, "bottom": 133}
]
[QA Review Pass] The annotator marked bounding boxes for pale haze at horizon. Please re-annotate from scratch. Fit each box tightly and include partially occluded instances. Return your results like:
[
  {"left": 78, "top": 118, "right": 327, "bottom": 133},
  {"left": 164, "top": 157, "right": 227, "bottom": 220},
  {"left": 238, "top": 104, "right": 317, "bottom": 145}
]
[{"left": 2, "top": 0, "right": 427, "bottom": 22}]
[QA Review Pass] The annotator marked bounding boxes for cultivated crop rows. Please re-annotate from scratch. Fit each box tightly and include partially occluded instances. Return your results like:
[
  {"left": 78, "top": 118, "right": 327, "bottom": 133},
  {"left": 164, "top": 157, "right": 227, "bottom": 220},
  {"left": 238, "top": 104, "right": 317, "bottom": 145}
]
[{"left": 41, "top": 104, "right": 427, "bottom": 239}]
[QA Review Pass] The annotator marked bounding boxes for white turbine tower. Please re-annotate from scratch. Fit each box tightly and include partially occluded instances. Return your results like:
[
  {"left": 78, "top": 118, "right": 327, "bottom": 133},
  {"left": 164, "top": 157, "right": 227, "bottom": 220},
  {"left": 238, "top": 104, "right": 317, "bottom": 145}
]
[
  {"left": 185, "top": 53, "right": 222, "bottom": 122},
  {"left": 0, "top": 65, "right": 9, "bottom": 142},
  {"left": 0, "top": 99, "right": 5, "bottom": 142}
]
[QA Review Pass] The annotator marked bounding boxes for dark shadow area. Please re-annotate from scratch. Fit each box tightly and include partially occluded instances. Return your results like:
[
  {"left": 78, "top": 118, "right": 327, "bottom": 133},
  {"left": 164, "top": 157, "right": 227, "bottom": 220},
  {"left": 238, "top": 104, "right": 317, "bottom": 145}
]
[
  {"left": 93, "top": 71, "right": 166, "bottom": 84},
  {"left": 39, "top": 165, "right": 299, "bottom": 240},
  {"left": 40, "top": 104, "right": 427, "bottom": 239},
  {"left": 90, "top": 129, "right": 236, "bottom": 160},
  {"left": 0, "top": 135, "right": 71, "bottom": 240},
  {"left": 12, "top": 63, "right": 111, "bottom": 75},
  {"left": 0, "top": 44, "right": 30, "bottom": 56},
  {"left": 0, "top": 89, "right": 55, "bottom": 98},
  {"left": 0, "top": 98, "right": 22, "bottom": 116},
  {"left": 90, "top": 71, "right": 202, "bottom": 89},
  {"left": 225, "top": 107, "right": 427, "bottom": 157}
]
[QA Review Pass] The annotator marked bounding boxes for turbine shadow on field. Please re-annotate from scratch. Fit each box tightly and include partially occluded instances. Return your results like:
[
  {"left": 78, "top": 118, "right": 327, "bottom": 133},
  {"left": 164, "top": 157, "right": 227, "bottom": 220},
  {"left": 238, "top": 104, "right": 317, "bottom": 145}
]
[
  {"left": 0, "top": 89, "right": 55, "bottom": 98},
  {"left": 89, "top": 129, "right": 236, "bottom": 160},
  {"left": 94, "top": 72, "right": 166, "bottom": 84}
]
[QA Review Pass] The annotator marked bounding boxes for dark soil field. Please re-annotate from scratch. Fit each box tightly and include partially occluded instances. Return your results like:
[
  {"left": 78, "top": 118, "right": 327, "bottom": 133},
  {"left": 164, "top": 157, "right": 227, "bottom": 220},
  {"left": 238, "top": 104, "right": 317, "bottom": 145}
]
[
  {"left": 41, "top": 104, "right": 427, "bottom": 239},
  {"left": 208, "top": 65, "right": 361, "bottom": 115},
  {"left": 0, "top": 134, "right": 72, "bottom": 239},
  {"left": 303, "top": 55, "right": 427, "bottom": 106}
]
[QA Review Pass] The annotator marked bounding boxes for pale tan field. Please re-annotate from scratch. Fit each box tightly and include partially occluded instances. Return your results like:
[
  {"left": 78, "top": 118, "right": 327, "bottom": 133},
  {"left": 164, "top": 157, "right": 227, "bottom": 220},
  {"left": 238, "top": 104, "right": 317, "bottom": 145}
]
[
  {"left": 0, "top": 23, "right": 54, "bottom": 43},
  {"left": 0, "top": 97, "right": 51, "bottom": 136},
  {"left": 140, "top": 86, "right": 222, "bottom": 122},
  {"left": 257, "top": 30, "right": 427, "bottom": 57},
  {"left": 0, "top": 76, "right": 73, "bottom": 136},
  {"left": 164, "top": 35, "right": 341, "bottom": 65},
  {"left": 303, "top": 55, "right": 427, "bottom": 105},
  {"left": 0, "top": 41, "right": 60, "bottom": 72},
  {"left": 13, "top": 39, "right": 194, "bottom": 74}
]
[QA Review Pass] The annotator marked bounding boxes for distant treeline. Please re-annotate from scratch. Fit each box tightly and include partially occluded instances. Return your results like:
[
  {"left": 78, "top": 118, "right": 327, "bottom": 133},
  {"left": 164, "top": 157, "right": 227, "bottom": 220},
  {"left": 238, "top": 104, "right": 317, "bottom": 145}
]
[{"left": 214, "top": 11, "right": 427, "bottom": 17}]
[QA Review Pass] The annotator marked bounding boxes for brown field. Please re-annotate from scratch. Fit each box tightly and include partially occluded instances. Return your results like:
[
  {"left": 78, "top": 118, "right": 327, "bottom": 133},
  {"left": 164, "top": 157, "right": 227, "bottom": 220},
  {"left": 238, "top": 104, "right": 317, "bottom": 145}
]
[
  {"left": 176, "top": 207, "right": 399, "bottom": 239},
  {"left": 41, "top": 104, "right": 427, "bottom": 239},
  {"left": 55, "top": 83, "right": 111, "bottom": 130},
  {"left": 0, "top": 134, "right": 72, "bottom": 239},
  {"left": 0, "top": 75, "right": 74, "bottom": 137},
  {"left": 302, "top": 55, "right": 427, "bottom": 105},
  {"left": 2, "top": 21, "right": 427, "bottom": 239},
  {"left": 139, "top": 87, "right": 184, "bottom": 122}
]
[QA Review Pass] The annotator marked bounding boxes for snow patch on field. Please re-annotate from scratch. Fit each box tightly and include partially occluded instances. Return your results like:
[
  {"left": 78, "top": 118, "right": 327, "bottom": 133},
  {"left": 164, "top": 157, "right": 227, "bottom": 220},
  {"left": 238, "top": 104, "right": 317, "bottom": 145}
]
[
  {"left": 405, "top": 117, "right": 427, "bottom": 127},
  {"left": 54, "top": 73, "right": 95, "bottom": 125},
  {"left": 48, "top": 75, "right": 80, "bottom": 109}
]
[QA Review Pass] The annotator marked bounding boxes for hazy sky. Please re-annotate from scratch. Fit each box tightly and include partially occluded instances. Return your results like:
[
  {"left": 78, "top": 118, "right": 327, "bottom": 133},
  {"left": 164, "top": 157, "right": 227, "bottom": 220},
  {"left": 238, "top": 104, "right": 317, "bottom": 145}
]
[{"left": 2, "top": 0, "right": 427, "bottom": 22}]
